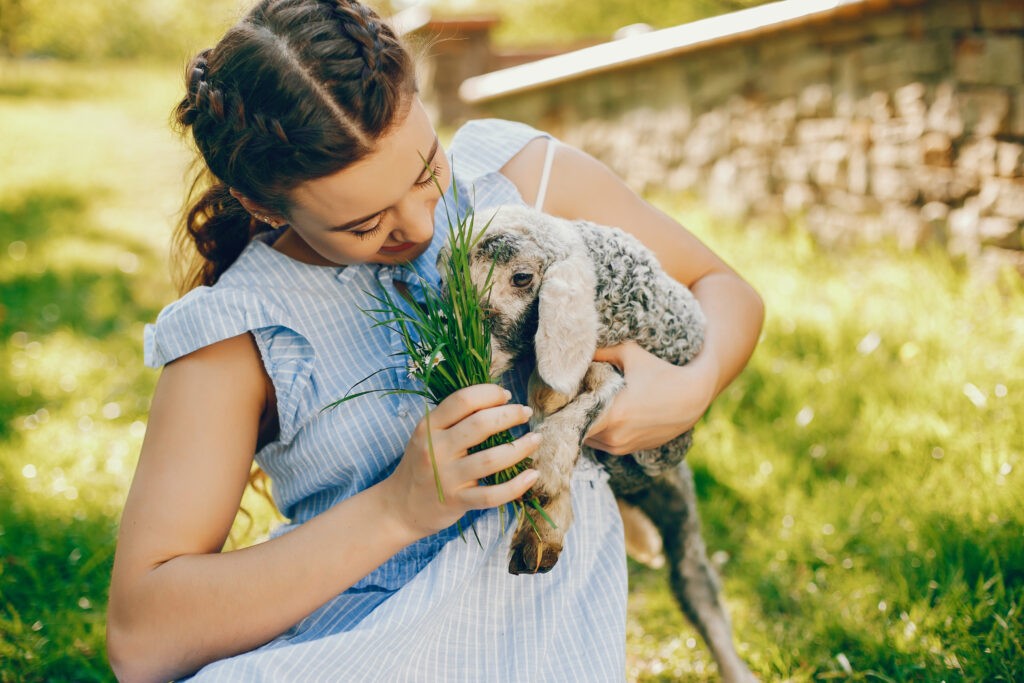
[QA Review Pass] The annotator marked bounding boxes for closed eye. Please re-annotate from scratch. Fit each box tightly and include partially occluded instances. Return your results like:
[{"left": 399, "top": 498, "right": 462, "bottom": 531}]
[
  {"left": 351, "top": 213, "right": 385, "bottom": 239},
  {"left": 414, "top": 162, "right": 442, "bottom": 188}
]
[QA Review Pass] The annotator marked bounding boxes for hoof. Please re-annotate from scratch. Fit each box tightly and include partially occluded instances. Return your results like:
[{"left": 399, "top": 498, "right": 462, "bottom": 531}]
[{"left": 508, "top": 533, "right": 562, "bottom": 575}]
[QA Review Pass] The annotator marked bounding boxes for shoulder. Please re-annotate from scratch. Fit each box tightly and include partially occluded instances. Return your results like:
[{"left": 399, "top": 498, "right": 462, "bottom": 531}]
[
  {"left": 163, "top": 331, "right": 266, "bottom": 393},
  {"left": 501, "top": 137, "right": 620, "bottom": 216},
  {"left": 447, "top": 118, "right": 551, "bottom": 183}
]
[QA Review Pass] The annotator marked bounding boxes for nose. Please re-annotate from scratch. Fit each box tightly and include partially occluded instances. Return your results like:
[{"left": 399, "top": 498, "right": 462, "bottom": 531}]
[{"left": 388, "top": 200, "right": 435, "bottom": 245}]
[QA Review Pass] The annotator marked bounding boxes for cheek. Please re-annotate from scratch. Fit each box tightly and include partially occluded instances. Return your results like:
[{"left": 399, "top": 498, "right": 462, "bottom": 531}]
[
  {"left": 492, "top": 293, "right": 535, "bottom": 337},
  {"left": 308, "top": 232, "right": 380, "bottom": 265}
]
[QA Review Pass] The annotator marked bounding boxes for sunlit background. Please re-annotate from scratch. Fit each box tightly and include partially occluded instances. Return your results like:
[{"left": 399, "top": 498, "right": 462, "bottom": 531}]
[{"left": 1, "top": 1, "right": 1022, "bottom": 681}]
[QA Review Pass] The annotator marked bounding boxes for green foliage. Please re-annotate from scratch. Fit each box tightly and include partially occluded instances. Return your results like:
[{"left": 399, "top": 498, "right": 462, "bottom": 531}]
[
  {"left": 624, "top": 201, "right": 1024, "bottom": 680},
  {"left": 0, "top": 0, "right": 397, "bottom": 61},
  {"left": 1, "top": 0, "right": 243, "bottom": 61},
  {"left": 1, "top": 0, "right": 773, "bottom": 61},
  {"left": 432, "top": 0, "right": 775, "bottom": 46},
  {"left": 2, "top": 61, "right": 1023, "bottom": 682}
]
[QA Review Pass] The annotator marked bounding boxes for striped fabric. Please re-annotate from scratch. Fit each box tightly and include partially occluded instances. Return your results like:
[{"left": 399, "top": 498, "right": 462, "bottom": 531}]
[{"left": 145, "top": 119, "right": 628, "bottom": 682}]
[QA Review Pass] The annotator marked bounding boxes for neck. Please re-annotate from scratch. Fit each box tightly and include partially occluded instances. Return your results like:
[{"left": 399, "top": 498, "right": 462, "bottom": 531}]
[{"left": 271, "top": 228, "right": 337, "bottom": 266}]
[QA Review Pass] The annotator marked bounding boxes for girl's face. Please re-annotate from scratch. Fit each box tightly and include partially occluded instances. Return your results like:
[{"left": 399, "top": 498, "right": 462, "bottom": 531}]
[{"left": 282, "top": 98, "right": 451, "bottom": 266}]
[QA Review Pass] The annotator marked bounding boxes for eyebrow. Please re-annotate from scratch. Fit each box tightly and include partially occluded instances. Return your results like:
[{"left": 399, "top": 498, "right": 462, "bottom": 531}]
[{"left": 327, "top": 136, "right": 440, "bottom": 232}]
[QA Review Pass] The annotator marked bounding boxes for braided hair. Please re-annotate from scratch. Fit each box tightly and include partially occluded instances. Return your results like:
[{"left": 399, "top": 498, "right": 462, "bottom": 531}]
[{"left": 173, "top": 0, "right": 416, "bottom": 291}]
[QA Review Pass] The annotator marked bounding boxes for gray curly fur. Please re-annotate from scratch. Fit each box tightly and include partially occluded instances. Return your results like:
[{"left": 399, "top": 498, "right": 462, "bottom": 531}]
[
  {"left": 578, "top": 221, "right": 705, "bottom": 362},
  {"left": 575, "top": 221, "right": 705, "bottom": 491}
]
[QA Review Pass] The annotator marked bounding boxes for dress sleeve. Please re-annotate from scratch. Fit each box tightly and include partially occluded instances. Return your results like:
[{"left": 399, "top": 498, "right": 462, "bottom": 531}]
[{"left": 143, "top": 286, "right": 316, "bottom": 444}]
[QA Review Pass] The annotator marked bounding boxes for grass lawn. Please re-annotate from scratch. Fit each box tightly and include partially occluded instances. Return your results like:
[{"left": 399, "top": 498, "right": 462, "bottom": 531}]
[{"left": 1, "top": 60, "right": 1022, "bottom": 682}]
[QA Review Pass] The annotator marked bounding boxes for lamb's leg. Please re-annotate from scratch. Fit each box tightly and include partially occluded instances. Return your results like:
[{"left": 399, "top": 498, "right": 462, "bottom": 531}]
[
  {"left": 618, "top": 461, "right": 755, "bottom": 683},
  {"left": 507, "top": 361, "right": 623, "bottom": 575}
]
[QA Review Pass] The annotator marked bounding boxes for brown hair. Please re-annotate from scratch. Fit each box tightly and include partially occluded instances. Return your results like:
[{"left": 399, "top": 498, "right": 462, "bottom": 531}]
[{"left": 173, "top": 0, "right": 416, "bottom": 293}]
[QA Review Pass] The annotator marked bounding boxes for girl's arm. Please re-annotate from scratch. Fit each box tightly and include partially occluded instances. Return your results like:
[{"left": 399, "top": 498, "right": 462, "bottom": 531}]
[
  {"left": 502, "top": 138, "right": 764, "bottom": 454},
  {"left": 107, "top": 333, "right": 538, "bottom": 683}
]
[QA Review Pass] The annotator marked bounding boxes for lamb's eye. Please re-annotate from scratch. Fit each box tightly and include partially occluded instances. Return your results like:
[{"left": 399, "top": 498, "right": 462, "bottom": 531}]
[{"left": 511, "top": 272, "right": 533, "bottom": 288}]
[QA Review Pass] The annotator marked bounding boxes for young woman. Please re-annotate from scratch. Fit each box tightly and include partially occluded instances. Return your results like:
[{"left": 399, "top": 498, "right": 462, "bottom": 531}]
[{"left": 106, "top": 1, "right": 764, "bottom": 680}]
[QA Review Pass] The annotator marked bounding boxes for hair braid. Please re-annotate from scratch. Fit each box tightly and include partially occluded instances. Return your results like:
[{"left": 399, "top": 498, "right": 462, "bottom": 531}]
[
  {"left": 327, "top": 0, "right": 413, "bottom": 130},
  {"left": 332, "top": 2, "right": 382, "bottom": 81},
  {"left": 171, "top": 0, "right": 416, "bottom": 292}
]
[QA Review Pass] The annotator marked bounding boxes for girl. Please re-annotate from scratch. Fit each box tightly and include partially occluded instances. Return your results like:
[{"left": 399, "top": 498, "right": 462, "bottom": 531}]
[{"left": 106, "top": 0, "right": 764, "bottom": 680}]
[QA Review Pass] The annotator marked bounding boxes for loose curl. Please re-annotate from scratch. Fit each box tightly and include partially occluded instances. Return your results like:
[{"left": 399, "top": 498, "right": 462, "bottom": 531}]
[{"left": 172, "top": 0, "right": 416, "bottom": 293}]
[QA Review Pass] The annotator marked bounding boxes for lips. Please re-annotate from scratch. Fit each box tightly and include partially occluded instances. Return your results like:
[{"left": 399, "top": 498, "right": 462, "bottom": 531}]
[{"left": 379, "top": 242, "right": 416, "bottom": 254}]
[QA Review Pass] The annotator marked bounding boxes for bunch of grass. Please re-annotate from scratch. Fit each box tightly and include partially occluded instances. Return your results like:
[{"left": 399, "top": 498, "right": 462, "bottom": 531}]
[{"left": 329, "top": 177, "right": 549, "bottom": 531}]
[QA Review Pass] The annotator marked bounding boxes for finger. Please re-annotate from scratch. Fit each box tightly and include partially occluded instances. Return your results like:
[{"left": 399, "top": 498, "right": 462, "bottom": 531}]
[
  {"left": 429, "top": 384, "right": 511, "bottom": 430},
  {"left": 445, "top": 403, "right": 533, "bottom": 453},
  {"left": 461, "top": 469, "right": 540, "bottom": 510},
  {"left": 457, "top": 432, "right": 541, "bottom": 481},
  {"left": 591, "top": 345, "right": 624, "bottom": 365},
  {"left": 593, "top": 341, "right": 642, "bottom": 367},
  {"left": 584, "top": 408, "right": 610, "bottom": 440},
  {"left": 584, "top": 435, "right": 633, "bottom": 456}
]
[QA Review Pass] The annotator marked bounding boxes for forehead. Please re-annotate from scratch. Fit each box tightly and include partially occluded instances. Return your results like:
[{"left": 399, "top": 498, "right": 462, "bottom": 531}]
[
  {"left": 288, "top": 99, "right": 435, "bottom": 222},
  {"left": 477, "top": 232, "right": 524, "bottom": 265}
]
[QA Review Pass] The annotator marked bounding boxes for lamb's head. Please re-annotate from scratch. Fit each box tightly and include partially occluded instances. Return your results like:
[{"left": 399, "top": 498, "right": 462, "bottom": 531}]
[{"left": 440, "top": 204, "right": 598, "bottom": 396}]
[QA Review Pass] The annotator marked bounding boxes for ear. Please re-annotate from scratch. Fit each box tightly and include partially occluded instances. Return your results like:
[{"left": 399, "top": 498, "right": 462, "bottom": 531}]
[
  {"left": 534, "top": 255, "right": 598, "bottom": 396},
  {"left": 228, "top": 188, "right": 284, "bottom": 226}
]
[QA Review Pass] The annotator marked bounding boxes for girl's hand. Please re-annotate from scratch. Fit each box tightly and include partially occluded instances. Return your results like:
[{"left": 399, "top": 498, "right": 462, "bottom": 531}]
[
  {"left": 384, "top": 384, "right": 541, "bottom": 539},
  {"left": 584, "top": 342, "right": 718, "bottom": 455}
]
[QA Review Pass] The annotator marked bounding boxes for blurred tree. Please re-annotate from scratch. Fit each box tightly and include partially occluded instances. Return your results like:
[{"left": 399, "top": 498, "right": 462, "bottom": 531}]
[
  {"left": 0, "top": 0, "right": 28, "bottom": 56},
  {"left": 426, "top": 0, "right": 774, "bottom": 45},
  {"left": 0, "top": 0, "right": 272, "bottom": 61},
  {"left": 0, "top": 1, "right": 399, "bottom": 61}
]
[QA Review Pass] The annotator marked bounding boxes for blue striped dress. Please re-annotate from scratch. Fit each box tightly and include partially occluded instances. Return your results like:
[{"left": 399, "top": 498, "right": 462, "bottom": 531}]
[{"left": 144, "top": 119, "right": 628, "bottom": 682}]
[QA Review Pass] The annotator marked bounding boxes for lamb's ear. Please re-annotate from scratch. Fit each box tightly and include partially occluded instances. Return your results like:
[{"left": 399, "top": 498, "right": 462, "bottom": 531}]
[{"left": 535, "top": 255, "right": 598, "bottom": 396}]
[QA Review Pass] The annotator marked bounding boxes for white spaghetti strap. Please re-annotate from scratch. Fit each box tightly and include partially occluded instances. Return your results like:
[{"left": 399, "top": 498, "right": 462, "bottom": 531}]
[{"left": 533, "top": 138, "right": 558, "bottom": 211}]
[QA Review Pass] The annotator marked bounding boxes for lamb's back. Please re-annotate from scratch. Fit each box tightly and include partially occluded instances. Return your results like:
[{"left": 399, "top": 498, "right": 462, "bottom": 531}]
[{"left": 577, "top": 221, "right": 706, "bottom": 366}]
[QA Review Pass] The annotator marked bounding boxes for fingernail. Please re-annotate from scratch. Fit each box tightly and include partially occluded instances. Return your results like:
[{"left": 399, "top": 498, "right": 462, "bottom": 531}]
[
  {"left": 522, "top": 405, "right": 533, "bottom": 417},
  {"left": 503, "top": 389, "right": 512, "bottom": 401},
  {"left": 525, "top": 432, "right": 542, "bottom": 444},
  {"left": 523, "top": 470, "right": 540, "bottom": 485}
]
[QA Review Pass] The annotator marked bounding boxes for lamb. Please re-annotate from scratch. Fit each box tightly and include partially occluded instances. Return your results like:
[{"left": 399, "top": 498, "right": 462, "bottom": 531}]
[{"left": 440, "top": 203, "right": 755, "bottom": 682}]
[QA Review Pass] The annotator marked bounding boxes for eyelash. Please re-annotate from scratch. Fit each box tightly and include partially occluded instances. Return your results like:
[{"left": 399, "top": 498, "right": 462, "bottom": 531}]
[
  {"left": 414, "top": 162, "right": 442, "bottom": 188},
  {"left": 352, "top": 216, "right": 385, "bottom": 240},
  {"left": 349, "top": 160, "right": 443, "bottom": 239}
]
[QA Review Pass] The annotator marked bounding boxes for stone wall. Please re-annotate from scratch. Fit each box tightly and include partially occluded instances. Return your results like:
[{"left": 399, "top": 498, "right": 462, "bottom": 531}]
[{"left": 469, "top": 0, "right": 1024, "bottom": 272}]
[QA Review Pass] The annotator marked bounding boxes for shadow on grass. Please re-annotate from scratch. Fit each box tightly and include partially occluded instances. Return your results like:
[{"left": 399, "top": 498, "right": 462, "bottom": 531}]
[
  {"left": 1, "top": 186, "right": 155, "bottom": 254},
  {"left": 1, "top": 183, "right": 168, "bottom": 681},
  {"left": 689, "top": 460, "right": 756, "bottom": 559},
  {"left": 0, "top": 62, "right": 132, "bottom": 102},
  {"left": 0, "top": 467, "right": 117, "bottom": 682},
  {"left": 0, "top": 188, "right": 88, "bottom": 243},
  {"left": 0, "top": 78, "right": 89, "bottom": 100},
  {"left": 0, "top": 268, "right": 159, "bottom": 340},
  {"left": 1, "top": 183, "right": 164, "bottom": 341},
  {"left": 739, "top": 484, "right": 1024, "bottom": 679}
]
